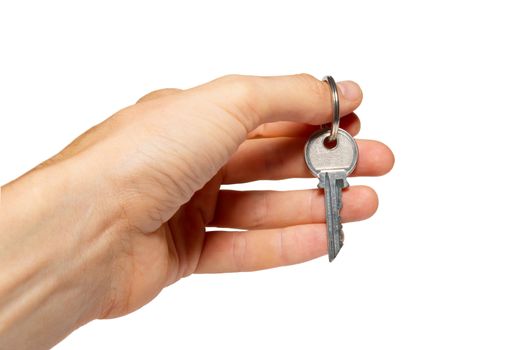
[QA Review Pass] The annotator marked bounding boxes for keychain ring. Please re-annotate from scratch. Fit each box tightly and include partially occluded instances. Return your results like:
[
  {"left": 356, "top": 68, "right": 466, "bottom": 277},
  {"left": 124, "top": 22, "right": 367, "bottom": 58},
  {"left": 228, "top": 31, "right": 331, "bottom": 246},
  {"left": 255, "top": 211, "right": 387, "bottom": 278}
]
[{"left": 322, "top": 75, "right": 340, "bottom": 142}]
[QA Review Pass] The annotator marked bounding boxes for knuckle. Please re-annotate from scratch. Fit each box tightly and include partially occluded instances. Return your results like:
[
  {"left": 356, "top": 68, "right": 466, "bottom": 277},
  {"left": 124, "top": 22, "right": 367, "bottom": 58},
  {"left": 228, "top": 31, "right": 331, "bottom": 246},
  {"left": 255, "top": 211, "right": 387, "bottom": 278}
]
[
  {"left": 247, "top": 123, "right": 268, "bottom": 139},
  {"left": 309, "top": 189, "right": 321, "bottom": 223},
  {"left": 294, "top": 72, "right": 317, "bottom": 82},
  {"left": 136, "top": 88, "right": 182, "bottom": 104},
  {"left": 232, "top": 233, "right": 247, "bottom": 272},
  {"left": 294, "top": 73, "right": 327, "bottom": 100},
  {"left": 217, "top": 73, "right": 244, "bottom": 83},
  {"left": 249, "top": 191, "right": 269, "bottom": 229},
  {"left": 217, "top": 74, "right": 259, "bottom": 100},
  {"left": 277, "top": 226, "right": 289, "bottom": 265},
  {"left": 213, "top": 74, "right": 262, "bottom": 130}
]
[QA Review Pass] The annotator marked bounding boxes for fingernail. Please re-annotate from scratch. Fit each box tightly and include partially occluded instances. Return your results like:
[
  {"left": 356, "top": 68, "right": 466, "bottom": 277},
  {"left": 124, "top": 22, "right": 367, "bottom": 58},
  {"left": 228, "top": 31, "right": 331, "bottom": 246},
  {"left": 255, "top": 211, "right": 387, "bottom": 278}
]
[{"left": 338, "top": 81, "right": 362, "bottom": 101}]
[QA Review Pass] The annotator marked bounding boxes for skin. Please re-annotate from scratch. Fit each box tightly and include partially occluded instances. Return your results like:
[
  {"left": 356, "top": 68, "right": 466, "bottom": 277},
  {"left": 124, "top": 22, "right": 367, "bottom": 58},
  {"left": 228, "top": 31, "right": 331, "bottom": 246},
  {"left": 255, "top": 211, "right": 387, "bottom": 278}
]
[{"left": 0, "top": 74, "right": 394, "bottom": 349}]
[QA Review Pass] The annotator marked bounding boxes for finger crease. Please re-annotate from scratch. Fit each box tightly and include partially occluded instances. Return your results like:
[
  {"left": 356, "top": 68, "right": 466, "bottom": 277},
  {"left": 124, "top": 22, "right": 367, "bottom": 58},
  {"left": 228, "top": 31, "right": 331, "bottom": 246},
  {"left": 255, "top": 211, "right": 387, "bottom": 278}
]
[
  {"left": 232, "top": 233, "right": 247, "bottom": 272},
  {"left": 278, "top": 227, "right": 288, "bottom": 266}
]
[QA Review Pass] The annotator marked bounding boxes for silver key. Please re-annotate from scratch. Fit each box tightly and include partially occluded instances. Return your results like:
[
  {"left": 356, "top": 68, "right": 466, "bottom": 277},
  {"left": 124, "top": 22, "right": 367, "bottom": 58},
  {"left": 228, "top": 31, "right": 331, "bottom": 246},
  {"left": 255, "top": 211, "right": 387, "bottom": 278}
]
[{"left": 304, "top": 128, "right": 359, "bottom": 261}]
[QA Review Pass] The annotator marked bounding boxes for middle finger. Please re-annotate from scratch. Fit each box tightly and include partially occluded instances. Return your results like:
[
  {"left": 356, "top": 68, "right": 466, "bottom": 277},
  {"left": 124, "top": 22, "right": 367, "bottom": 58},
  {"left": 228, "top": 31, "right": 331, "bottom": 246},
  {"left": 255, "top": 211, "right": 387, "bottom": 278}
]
[{"left": 210, "top": 186, "right": 378, "bottom": 230}]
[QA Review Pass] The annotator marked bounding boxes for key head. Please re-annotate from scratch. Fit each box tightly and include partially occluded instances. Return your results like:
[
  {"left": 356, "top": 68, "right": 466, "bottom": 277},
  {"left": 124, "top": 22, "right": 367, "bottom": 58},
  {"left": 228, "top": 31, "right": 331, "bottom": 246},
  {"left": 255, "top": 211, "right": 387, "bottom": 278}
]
[{"left": 304, "top": 128, "right": 359, "bottom": 177}]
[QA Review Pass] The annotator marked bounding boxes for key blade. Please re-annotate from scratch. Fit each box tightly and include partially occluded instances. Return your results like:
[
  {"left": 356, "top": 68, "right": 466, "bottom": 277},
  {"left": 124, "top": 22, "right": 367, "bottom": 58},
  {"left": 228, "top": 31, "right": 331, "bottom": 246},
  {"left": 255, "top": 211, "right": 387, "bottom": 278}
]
[{"left": 319, "top": 171, "right": 346, "bottom": 262}]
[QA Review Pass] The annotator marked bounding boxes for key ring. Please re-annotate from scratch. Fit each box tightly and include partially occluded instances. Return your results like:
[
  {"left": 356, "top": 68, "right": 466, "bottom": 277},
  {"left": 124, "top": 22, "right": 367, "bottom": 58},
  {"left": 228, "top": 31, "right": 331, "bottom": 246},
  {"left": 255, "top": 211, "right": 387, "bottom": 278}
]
[{"left": 322, "top": 75, "right": 340, "bottom": 143}]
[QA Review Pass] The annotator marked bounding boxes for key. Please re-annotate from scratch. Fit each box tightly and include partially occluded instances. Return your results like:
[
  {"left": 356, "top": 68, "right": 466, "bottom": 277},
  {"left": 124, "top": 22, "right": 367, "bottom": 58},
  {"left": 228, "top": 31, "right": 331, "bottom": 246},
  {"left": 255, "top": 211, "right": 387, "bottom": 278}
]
[{"left": 304, "top": 128, "right": 359, "bottom": 262}]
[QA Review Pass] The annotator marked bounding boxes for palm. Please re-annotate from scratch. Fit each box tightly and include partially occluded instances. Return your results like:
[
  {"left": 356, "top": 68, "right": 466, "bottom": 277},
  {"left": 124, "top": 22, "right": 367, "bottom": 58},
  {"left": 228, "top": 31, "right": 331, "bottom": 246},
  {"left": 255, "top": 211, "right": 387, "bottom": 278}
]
[{"left": 106, "top": 172, "right": 223, "bottom": 318}]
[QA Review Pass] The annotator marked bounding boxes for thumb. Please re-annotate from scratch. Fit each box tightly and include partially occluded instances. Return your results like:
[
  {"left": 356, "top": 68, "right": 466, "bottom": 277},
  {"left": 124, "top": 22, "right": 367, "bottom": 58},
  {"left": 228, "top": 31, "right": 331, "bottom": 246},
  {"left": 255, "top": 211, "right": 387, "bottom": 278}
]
[
  {"left": 136, "top": 88, "right": 183, "bottom": 103},
  {"left": 188, "top": 74, "right": 363, "bottom": 132},
  {"left": 123, "top": 74, "right": 363, "bottom": 205}
]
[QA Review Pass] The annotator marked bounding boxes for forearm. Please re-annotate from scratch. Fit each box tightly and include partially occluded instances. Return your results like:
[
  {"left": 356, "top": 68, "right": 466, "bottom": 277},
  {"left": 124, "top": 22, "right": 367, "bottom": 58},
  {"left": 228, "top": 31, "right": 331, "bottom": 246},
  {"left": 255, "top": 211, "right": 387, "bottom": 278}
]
[{"left": 0, "top": 163, "right": 117, "bottom": 349}]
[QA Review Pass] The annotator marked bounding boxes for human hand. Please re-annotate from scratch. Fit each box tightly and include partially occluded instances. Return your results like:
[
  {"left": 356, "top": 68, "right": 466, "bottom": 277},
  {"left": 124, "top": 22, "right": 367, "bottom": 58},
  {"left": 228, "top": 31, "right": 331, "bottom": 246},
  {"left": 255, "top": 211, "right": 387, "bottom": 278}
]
[{"left": 0, "top": 74, "right": 394, "bottom": 348}]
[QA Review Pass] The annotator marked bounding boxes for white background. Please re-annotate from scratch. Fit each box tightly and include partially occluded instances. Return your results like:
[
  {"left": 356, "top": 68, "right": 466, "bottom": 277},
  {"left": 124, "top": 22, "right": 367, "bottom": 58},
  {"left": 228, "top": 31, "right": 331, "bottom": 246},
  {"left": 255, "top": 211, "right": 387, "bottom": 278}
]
[{"left": 1, "top": 1, "right": 505, "bottom": 349}]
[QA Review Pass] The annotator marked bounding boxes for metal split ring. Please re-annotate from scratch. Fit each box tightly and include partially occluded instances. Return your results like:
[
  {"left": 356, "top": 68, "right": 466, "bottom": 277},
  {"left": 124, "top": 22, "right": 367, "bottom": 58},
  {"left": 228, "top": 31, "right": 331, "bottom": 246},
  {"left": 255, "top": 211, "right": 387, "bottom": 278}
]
[{"left": 322, "top": 75, "right": 340, "bottom": 143}]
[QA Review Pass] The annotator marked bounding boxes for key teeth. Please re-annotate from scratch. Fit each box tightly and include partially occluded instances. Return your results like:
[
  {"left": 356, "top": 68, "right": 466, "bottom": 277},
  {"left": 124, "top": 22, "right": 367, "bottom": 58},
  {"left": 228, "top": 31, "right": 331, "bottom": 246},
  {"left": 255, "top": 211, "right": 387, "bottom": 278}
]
[
  {"left": 328, "top": 245, "right": 342, "bottom": 262},
  {"left": 328, "top": 230, "right": 344, "bottom": 263},
  {"left": 317, "top": 170, "right": 348, "bottom": 263}
]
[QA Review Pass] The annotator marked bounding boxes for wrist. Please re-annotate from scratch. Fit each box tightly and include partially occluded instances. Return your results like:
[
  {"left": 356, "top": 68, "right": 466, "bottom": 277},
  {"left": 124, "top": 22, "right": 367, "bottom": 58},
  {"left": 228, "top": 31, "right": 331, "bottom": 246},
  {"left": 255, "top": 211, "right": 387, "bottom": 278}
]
[{"left": 0, "top": 161, "right": 120, "bottom": 348}]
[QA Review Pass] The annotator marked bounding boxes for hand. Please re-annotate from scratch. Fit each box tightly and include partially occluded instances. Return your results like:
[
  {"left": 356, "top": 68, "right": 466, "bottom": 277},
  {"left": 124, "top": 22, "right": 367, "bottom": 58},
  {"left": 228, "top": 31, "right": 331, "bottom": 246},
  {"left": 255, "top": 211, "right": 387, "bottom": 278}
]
[{"left": 0, "top": 74, "right": 394, "bottom": 348}]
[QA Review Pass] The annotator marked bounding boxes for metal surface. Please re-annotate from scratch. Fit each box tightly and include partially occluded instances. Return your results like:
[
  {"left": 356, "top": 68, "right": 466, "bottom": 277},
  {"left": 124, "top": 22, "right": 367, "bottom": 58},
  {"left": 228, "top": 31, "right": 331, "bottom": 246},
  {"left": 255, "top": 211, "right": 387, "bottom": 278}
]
[
  {"left": 304, "top": 128, "right": 359, "bottom": 262},
  {"left": 304, "top": 129, "right": 358, "bottom": 177},
  {"left": 319, "top": 171, "right": 347, "bottom": 261},
  {"left": 322, "top": 75, "right": 340, "bottom": 143}
]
